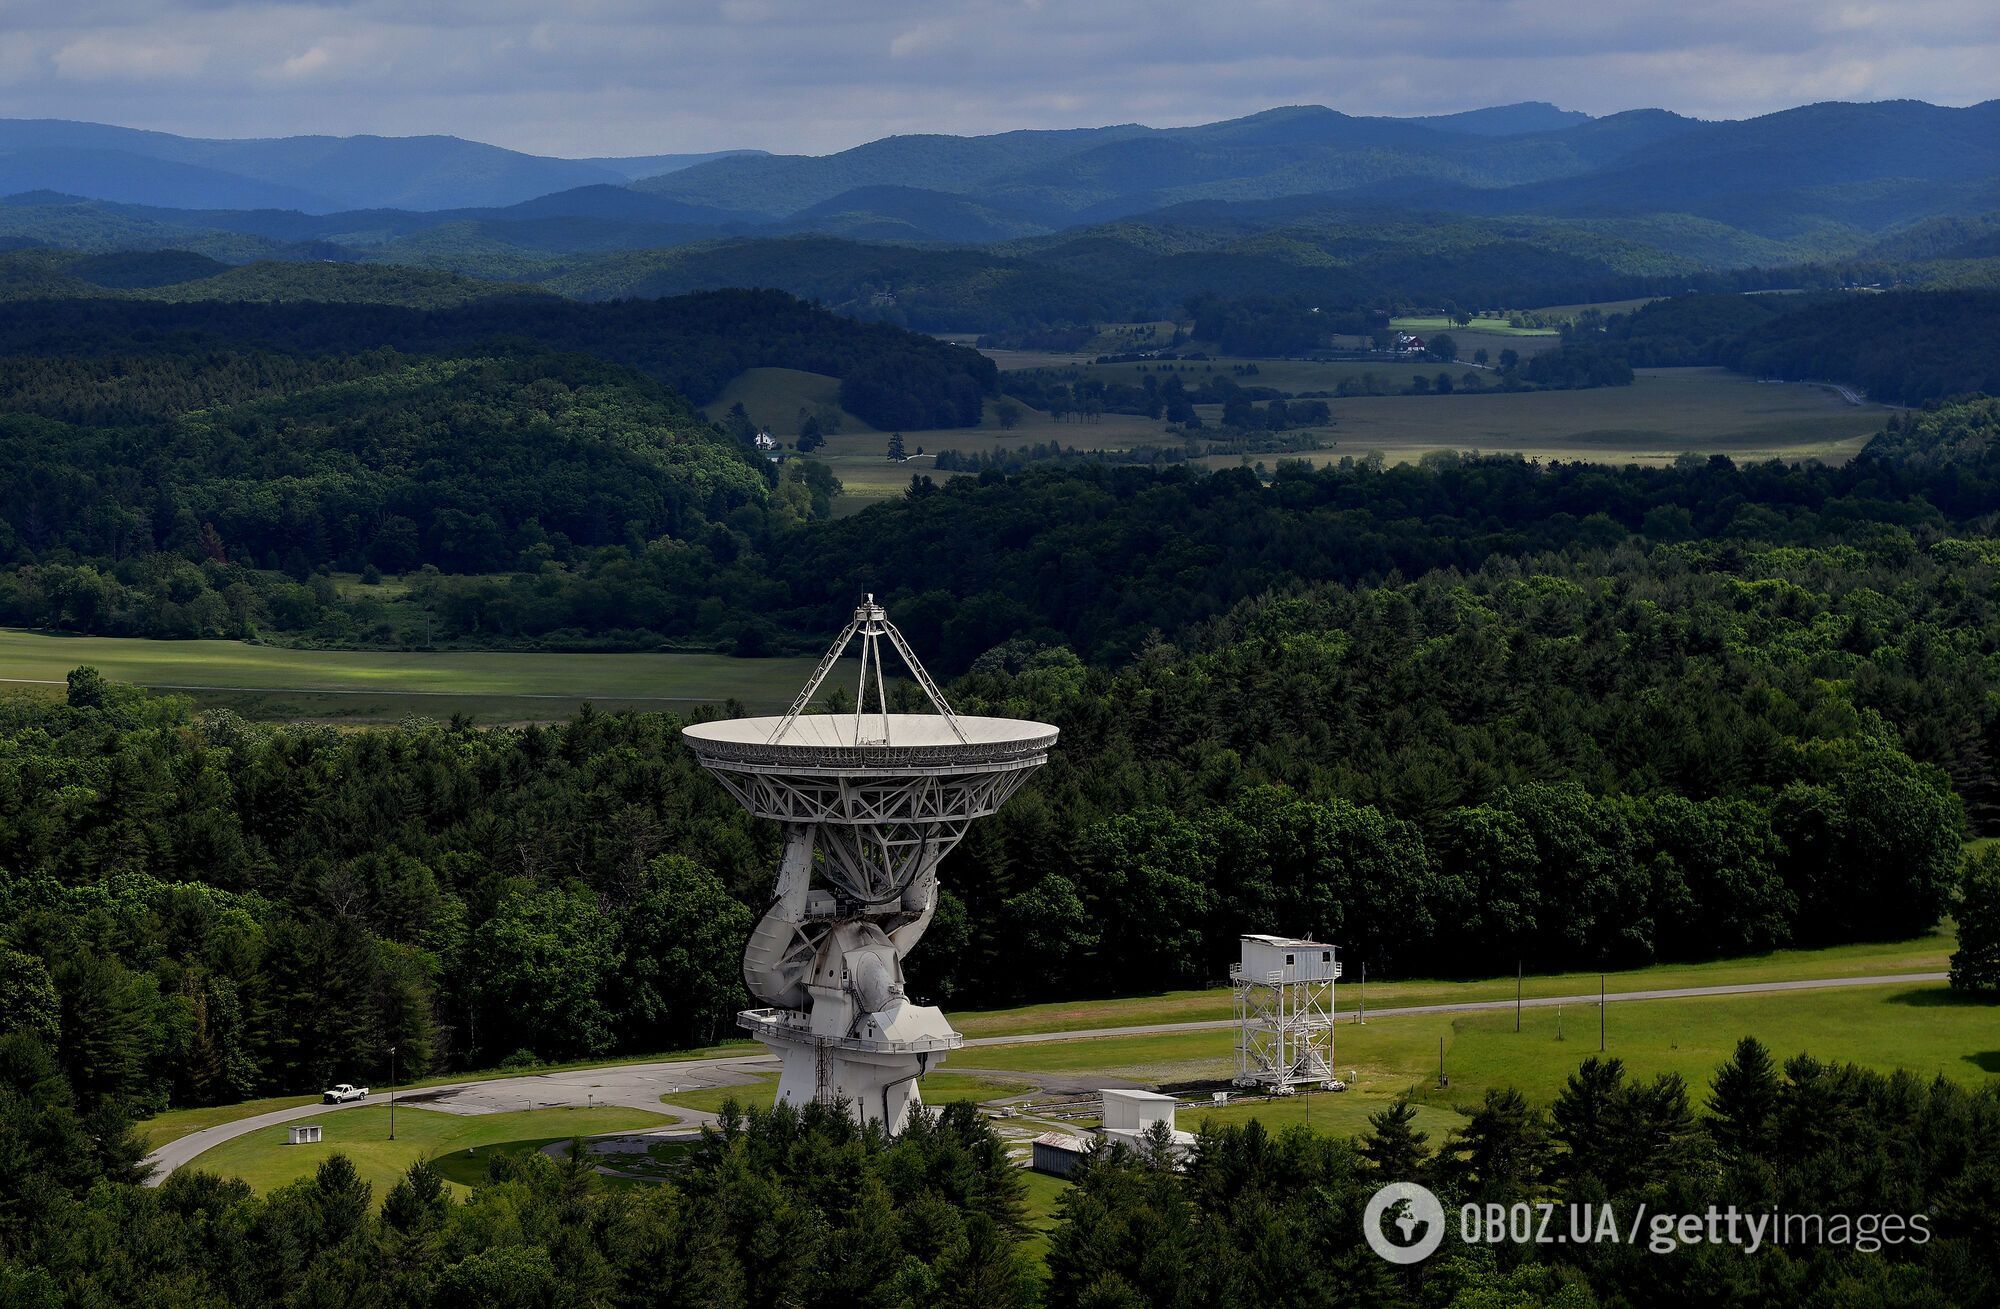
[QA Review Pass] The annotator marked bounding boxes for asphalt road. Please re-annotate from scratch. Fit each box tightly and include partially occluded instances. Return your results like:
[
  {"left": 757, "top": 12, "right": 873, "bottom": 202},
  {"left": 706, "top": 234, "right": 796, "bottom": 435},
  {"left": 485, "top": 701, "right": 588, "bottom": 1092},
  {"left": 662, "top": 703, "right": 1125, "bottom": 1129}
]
[{"left": 142, "top": 970, "right": 1947, "bottom": 1185}]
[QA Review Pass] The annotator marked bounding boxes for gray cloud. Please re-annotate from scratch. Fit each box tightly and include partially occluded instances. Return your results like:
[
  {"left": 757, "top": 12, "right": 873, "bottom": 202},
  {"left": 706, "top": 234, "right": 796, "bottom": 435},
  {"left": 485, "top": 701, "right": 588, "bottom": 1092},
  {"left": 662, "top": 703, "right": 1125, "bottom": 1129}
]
[{"left": 0, "top": 0, "right": 1989, "bottom": 156}]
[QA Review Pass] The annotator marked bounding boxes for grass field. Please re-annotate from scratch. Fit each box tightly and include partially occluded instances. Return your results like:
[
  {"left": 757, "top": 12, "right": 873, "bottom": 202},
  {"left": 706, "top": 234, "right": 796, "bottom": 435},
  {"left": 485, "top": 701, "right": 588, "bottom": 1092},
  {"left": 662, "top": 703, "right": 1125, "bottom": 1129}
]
[
  {"left": 1391, "top": 315, "right": 1558, "bottom": 337},
  {"left": 717, "top": 358, "right": 1884, "bottom": 515},
  {"left": 1193, "top": 368, "right": 1885, "bottom": 470},
  {"left": 138, "top": 1095, "right": 321, "bottom": 1150},
  {"left": 700, "top": 366, "right": 873, "bottom": 434},
  {"left": 953, "top": 927, "right": 1953, "bottom": 1038},
  {"left": 0, "top": 629, "right": 821, "bottom": 723},
  {"left": 181, "top": 1104, "right": 673, "bottom": 1200},
  {"left": 958, "top": 978, "right": 1997, "bottom": 1144},
  {"left": 1018, "top": 1169, "right": 1072, "bottom": 1267},
  {"left": 139, "top": 1042, "right": 767, "bottom": 1147}
]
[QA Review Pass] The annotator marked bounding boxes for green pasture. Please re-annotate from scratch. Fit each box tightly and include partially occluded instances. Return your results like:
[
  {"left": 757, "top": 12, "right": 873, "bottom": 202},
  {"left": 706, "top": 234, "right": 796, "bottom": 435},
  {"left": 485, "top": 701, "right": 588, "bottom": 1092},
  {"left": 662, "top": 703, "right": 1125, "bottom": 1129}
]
[
  {"left": 952, "top": 927, "right": 1952, "bottom": 1038},
  {"left": 1192, "top": 368, "right": 1885, "bottom": 470},
  {"left": 700, "top": 366, "right": 873, "bottom": 434},
  {"left": 1391, "top": 315, "right": 1558, "bottom": 337},
  {"left": 0, "top": 628, "right": 821, "bottom": 722},
  {"left": 965, "top": 978, "right": 1997, "bottom": 1144},
  {"left": 180, "top": 1104, "right": 674, "bottom": 1200},
  {"left": 1031, "top": 355, "right": 1449, "bottom": 395}
]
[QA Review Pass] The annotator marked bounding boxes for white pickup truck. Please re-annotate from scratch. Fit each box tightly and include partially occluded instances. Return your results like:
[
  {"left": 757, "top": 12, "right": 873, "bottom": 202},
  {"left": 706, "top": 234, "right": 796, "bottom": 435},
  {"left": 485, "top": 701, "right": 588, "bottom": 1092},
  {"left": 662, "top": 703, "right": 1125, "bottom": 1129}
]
[{"left": 322, "top": 1083, "right": 369, "bottom": 1104}]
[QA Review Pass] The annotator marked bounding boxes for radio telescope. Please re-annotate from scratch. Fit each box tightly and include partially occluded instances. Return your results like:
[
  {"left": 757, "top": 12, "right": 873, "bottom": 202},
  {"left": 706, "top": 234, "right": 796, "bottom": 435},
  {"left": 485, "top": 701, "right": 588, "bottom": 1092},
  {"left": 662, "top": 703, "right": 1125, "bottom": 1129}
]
[{"left": 682, "top": 596, "right": 1056, "bottom": 1132}]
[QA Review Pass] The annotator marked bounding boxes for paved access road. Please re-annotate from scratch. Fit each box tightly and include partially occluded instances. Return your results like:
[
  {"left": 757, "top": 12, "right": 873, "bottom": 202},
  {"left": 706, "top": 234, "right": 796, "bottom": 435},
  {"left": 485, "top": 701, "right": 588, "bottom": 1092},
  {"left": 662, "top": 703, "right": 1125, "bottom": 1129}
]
[{"left": 143, "top": 970, "right": 1947, "bottom": 1184}]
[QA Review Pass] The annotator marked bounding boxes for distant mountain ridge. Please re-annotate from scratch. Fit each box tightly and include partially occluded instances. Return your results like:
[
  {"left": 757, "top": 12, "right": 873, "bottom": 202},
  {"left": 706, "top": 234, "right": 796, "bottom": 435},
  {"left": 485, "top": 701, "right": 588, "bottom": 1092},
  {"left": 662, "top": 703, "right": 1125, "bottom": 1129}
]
[
  {"left": 0, "top": 119, "right": 766, "bottom": 212},
  {"left": 0, "top": 99, "right": 1993, "bottom": 329}
]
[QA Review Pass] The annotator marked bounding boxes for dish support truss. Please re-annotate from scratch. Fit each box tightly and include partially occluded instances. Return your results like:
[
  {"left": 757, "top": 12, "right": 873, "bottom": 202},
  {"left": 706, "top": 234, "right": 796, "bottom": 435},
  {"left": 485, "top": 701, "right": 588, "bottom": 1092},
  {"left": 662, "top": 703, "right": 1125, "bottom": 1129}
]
[
  {"left": 768, "top": 594, "right": 966, "bottom": 748},
  {"left": 1231, "top": 964, "right": 1338, "bottom": 1094}
]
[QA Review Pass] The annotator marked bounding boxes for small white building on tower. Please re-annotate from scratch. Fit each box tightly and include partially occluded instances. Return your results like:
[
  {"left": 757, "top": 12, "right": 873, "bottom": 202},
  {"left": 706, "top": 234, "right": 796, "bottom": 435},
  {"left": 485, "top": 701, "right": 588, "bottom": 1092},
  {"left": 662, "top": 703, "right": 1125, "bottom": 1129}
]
[{"left": 1231, "top": 934, "right": 1340, "bottom": 1094}]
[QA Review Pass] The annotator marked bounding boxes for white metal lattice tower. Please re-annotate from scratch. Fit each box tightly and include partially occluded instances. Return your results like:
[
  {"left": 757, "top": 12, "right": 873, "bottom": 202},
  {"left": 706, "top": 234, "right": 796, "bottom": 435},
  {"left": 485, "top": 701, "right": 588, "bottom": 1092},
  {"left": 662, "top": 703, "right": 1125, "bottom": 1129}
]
[
  {"left": 682, "top": 596, "right": 1057, "bottom": 1133},
  {"left": 1231, "top": 935, "right": 1340, "bottom": 1094}
]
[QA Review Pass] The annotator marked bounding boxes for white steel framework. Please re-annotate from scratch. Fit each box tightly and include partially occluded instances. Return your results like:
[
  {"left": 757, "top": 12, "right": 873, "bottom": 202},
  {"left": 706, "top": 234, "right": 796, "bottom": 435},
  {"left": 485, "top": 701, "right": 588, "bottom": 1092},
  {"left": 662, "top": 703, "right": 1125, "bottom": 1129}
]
[
  {"left": 1231, "top": 936, "right": 1340, "bottom": 1094},
  {"left": 682, "top": 597, "right": 1056, "bottom": 1132}
]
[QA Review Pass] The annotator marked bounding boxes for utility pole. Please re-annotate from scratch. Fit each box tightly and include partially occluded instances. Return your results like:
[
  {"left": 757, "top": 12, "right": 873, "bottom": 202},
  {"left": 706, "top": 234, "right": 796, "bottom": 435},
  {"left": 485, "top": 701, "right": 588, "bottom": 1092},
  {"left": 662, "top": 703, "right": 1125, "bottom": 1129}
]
[
  {"left": 388, "top": 1044, "right": 397, "bottom": 1141},
  {"left": 1516, "top": 961, "right": 1522, "bottom": 1032},
  {"left": 1599, "top": 975, "right": 1606, "bottom": 1052},
  {"left": 1357, "top": 962, "right": 1366, "bottom": 1025}
]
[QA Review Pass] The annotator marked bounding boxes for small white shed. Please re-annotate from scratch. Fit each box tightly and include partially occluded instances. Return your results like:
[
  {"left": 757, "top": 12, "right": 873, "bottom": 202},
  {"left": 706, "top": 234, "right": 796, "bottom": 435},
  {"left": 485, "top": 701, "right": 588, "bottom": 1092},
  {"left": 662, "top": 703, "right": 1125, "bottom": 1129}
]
[
  {"left": 1237, "top": 934, "right": 1340, "bottom": 984},
  {"left": 1100, "top": 1089, "right": 1179, "bottom": 1133},
  {"left": 287, "top": 1124, "right": 323, "bottom": 1145}
]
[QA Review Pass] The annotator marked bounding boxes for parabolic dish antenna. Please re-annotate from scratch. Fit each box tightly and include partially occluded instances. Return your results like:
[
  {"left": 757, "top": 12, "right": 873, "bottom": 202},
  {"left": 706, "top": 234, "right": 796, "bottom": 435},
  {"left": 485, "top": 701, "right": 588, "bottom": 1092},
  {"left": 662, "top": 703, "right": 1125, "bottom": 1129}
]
[{"left": 682, "top": 595, "right": 1056, "bottom": 1131}]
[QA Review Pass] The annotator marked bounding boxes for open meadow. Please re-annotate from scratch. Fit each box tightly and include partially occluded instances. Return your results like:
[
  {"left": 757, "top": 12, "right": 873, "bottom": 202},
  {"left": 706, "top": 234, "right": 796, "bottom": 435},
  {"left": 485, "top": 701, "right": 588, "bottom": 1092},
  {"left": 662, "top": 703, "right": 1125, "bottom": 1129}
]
[
  {"left": 1389, "top": 314, "right": 1559, "bottom": 337},
  {"left": 1194, "top": 368, "right": 1887, "bottom": 470},
  {"left": 699, "top": 365, "right": 874, "bottom": 433},
  {"left": 809, "top": 366, "right": 1888, "bottom": 511},
  {"left": 956, "top": 978, "right": 1994, "bottom": 1145},
  {"left": 0, "top": 628, "right": 821, "bottom": 723},
  {"left": 950, "top": 928, "right": 1955, "bottom": 1038}
]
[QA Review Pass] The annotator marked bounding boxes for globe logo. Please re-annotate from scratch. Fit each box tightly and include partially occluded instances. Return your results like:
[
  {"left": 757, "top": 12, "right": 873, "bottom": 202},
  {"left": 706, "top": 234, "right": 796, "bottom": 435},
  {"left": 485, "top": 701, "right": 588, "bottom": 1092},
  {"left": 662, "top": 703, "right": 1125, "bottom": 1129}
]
[{"left": 1362, "top": 1181, "right": 1446, "bottom": 1264}]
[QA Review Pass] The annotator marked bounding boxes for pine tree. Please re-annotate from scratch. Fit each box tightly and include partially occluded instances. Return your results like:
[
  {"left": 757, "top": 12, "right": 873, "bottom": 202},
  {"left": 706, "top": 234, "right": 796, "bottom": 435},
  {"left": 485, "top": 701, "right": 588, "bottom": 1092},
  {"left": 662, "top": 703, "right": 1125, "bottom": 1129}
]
[
  {"left": 1360, "top": 1096, "right": 1430, "bottom": 1179},
  {"left": 1707, "top": 1036, "right": 1781, "bottom": 1158},
  {"left": 1449, "top": 1087, "right": 1547, "bottom": 1201},
  {"left": 1550, "top": 1056, "right": 1625, "bottom": 1184}
]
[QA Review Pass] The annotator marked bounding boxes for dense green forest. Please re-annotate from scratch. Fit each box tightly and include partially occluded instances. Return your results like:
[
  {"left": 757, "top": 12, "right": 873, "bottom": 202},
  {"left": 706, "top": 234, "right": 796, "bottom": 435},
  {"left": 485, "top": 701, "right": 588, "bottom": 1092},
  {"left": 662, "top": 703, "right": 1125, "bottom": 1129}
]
[
  {"left": 4, "top": 399, "right": 1998, "bottom": 1103},
  {"left": 1572, "top": 289, "right": 2000, "bottom": 405},
  {"left": 1045, "top": 1042, "right": 2000, "bottom": 1307},
  {"left": 0, "top": 288, "right": 996, "bottom": 426}
]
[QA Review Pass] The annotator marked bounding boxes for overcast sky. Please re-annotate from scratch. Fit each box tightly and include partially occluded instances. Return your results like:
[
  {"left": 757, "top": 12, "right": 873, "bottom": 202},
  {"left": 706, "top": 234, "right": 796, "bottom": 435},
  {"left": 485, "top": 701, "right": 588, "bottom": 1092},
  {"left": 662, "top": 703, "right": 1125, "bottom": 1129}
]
[{"left": 0, "top": 1, "right": 1992, "bottom": 158}]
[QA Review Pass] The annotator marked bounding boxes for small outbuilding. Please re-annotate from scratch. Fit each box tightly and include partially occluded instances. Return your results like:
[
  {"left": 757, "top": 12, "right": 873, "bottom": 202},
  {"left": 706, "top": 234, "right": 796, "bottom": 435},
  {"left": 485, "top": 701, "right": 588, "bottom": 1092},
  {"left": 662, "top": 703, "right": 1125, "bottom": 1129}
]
[
  {"left": 1031, "top": 1131, "right": 1092, "bottom": 1178},
  {"left": 287, "top": 1124, "right": 323, "bottom": 1145}
]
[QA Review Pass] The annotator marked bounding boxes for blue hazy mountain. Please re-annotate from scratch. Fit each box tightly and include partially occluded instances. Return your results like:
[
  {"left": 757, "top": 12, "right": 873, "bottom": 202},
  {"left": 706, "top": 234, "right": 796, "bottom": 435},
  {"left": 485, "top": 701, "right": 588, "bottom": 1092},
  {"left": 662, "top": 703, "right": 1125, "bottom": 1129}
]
[
  {"left": 0, "top": 101, "right": 1991, "bottom": 269},
  {"left": 1412, "top": 101, "right": 1594, "bottom": 135},
  {"left": 0, "top": 120, "right": 763, "bottom": 212}
]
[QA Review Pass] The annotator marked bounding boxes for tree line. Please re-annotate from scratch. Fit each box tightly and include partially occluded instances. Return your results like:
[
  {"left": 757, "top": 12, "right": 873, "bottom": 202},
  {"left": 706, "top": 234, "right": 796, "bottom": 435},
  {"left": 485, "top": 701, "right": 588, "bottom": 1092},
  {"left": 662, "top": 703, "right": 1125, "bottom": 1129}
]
[
  {"left": 0, "top": 288, "right": 998, "bottom": 430},
  {"left": 1049, "top": 1039, "right": 2000, "bottom": 1306},
  {"left": 2, "top": 517, "right": 1991, "bottom": 1106},
  {"left": 3, "top": 1028, "right": 1993, "bottom": 1306}
]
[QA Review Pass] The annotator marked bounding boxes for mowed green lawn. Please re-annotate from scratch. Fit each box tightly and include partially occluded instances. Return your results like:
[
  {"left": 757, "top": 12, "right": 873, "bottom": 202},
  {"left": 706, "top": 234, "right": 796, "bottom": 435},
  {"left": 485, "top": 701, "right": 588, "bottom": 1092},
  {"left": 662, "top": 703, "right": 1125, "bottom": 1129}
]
[
  {"left": 958, "top": 979, "right": 1998, "bottom": 1144},
  {"left": 952, "top": 928, "right": 1952, "bottom": 1037},
  {"left": 180, "top": 1104, "right": 673, "bottom": 1200},
  {"left": 0, "top": 629, "right": 821, "bottom": 722}
]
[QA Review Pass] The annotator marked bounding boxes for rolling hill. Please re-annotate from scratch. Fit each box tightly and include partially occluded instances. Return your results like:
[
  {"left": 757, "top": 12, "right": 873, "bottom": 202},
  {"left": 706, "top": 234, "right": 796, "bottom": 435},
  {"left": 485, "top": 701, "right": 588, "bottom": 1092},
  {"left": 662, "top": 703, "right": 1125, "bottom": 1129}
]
[
  {"left": 0, "top": 101, "right": 1991, "bottom": 329},
  {"left": 0, "top": 119, "right": 764, "bottom": 212}
]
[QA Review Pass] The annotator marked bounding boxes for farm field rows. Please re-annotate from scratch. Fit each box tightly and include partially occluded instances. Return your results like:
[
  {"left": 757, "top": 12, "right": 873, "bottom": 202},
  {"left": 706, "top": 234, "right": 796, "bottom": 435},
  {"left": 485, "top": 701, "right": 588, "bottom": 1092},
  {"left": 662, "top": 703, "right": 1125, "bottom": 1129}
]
[{"left": 0, "top": 629, "right": 821, "bottom": 722}]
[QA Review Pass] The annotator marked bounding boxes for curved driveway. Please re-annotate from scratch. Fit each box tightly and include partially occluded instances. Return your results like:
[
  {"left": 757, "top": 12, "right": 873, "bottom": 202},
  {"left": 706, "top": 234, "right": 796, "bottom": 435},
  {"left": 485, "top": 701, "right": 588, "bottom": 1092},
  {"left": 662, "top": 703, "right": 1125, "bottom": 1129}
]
[{"left": 144, "top": 970, "right": 1946, "bottom": 1184}]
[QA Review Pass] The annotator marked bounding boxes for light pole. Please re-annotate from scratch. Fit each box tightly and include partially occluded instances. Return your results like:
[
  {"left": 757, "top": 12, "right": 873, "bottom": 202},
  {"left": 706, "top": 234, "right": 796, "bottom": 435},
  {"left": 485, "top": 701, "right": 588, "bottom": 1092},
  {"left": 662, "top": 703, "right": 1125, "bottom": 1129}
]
[{"left": 389, "top": 1044, "right": 397, "bottom": 1141}]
